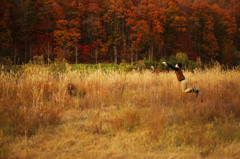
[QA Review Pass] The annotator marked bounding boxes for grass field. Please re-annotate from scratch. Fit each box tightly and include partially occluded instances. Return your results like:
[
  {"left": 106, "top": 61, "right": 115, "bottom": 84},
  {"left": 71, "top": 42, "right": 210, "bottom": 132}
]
[{"left": 0, "top": 64, "right": 240, "bottom": 159}]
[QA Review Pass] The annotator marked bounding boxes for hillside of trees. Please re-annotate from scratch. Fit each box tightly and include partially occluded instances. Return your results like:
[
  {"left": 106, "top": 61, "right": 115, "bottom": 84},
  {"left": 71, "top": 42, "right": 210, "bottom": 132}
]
[{"left": 0, "top": 0, "right": 240, "bottom": 65}]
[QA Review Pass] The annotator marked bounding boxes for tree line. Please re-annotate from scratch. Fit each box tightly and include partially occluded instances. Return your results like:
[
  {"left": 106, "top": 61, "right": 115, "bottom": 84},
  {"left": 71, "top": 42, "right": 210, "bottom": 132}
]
[{"left": 0, "top": 0, "right": 240, "bottom": 65}]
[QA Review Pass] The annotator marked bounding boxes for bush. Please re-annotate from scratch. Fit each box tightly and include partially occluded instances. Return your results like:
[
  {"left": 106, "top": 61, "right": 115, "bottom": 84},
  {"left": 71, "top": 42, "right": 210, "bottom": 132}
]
[
  {"left": 158, "top": 53, "right": 202, "bottom": 71},
  {"left": 32, "top": 55, "right": 45, "bottom": 65},
  {"left": 136, "top": 60, "right": 146, "bottom": 70},
  {"left": 144, "top": 58, "right": 157, "bottom": 69},
  {"left": 158, "top": 58, "right": 168, "bottom": 70},
  {"left": 0, "top": 57, "right": 12, "bottom": 66},
  {"left": 71, "top": 63, "right": 122, "bottom": 73},
  {"left": 176, "top": 53, "right": 188, "bottom": 64},
  {"left": 158, "top": 55, "right": 176, "bottom": 71},
  {"left": 54, "top": 57, "right": 69, "bottom": 64},
  {"left": 187, "top": 60, "right": 201, "bottom": 71},
  {"left": 120, "top": 63, "right": 138, "bottom": 71},
  {"left": 168, "top": 55, "right": 177, "bottom": 66},
  {"left": 49, "top": 64, "right": 67, "bottom": 72}
]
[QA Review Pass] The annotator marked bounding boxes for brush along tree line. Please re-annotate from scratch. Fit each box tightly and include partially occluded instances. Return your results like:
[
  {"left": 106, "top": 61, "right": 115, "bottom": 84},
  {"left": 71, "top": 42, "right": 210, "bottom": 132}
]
[{"left": 2, "top": 52, "right": 239, "bottom": 74}]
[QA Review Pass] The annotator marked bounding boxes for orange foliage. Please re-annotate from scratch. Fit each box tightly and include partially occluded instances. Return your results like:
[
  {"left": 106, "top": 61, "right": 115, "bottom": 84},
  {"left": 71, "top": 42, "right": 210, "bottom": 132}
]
[{"left": 2, "top": 0, "right": 240, "bottom": 64}]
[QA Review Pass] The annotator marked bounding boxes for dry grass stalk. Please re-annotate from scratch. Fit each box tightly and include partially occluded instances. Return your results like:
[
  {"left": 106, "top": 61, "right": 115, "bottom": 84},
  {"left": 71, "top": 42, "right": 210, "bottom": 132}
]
[{"left": 0, "top": 65, "right": 240, "bottom": 158}]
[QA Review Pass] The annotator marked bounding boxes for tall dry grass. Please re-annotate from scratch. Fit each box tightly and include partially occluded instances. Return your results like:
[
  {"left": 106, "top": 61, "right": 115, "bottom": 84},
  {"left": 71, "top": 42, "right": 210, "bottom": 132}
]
[{"left": 1, "top": 64, "right": 240, "bottom": 158}]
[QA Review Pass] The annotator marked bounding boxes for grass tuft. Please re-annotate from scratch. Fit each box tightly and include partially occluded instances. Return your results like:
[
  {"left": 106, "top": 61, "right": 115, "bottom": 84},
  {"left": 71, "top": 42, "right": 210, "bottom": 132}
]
[{"left": 0, "top": 65, "right": 240, "bottom": 158}]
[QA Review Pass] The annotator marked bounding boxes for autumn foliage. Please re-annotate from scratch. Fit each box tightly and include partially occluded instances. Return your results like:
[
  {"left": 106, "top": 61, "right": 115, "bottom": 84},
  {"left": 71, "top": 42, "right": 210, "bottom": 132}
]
[{"left": 0, "top": 0, "right": 239, "bottom": 65}]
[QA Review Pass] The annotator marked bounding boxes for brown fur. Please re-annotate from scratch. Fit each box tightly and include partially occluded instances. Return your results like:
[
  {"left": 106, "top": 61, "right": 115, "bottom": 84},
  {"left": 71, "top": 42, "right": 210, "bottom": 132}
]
[{"left": 67, "top": 83, "right": 78, "bottom": 96}]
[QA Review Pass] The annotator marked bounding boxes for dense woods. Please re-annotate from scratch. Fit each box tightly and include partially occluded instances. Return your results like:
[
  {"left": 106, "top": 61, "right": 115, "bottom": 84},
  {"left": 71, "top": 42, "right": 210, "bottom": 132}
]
[{"left": 0, "top": 0, "right": 240, "bottom": 65}]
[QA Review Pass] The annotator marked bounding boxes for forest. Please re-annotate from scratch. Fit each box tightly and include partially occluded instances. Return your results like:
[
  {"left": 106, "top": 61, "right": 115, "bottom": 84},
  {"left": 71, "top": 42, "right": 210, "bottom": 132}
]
[{"left": 0, "top": 0, "right": 240, "bottom": 65}]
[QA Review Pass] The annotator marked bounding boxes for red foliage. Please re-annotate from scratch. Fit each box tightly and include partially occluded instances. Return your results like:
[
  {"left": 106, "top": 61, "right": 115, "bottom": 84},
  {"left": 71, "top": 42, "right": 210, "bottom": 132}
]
[
  {"left": 172, "top": 33, "right": 197, "bottom": 60},
  {"left": 32, "top": 33, "right": 54, "bottom": 56},
  {"left": 2, "top": 0, "right": 239, "bottom": 64},
  {"left": 78, "top": 43, "right": 97, "bottom": 58}
]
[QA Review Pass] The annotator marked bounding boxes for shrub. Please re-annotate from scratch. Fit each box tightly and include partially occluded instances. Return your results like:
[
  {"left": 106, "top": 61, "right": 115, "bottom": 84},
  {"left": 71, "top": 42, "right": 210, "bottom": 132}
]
[
  {"left": 32, "top": 55, "right": 45, "bottom": 65},
  {"left": 136, "top": 60, "right": 146, "bottom": 70},
  {"left": 187, "top": 60, "right": 200, "bottom": 71},
  {"left": 158, "top": 55, "right": 176, "bottom": 71},
  {"left": 144, "top": 58, "right": 157, "bottom": 69},
  {"left": 120, "top": 63, "right": 138, "bottom": 71},
  {"left": 0, "top": 57, "right": 12, "bottom": 66},
  {"left": 54, "top": 57, "right": 69, "bottom": 64},
  {"left": 49, "top": 63, "right": 67, "bottom": 72},
  {"left": 158, "top": 58, "right": 168, "bottom": 70},
  {"left": 158, "top": 53, "right": 203, "bottom": 71},
  {"left": 168, "top": 55, "right": 177, "bottom": 66},
  {"left": 176, "top": 52, "right": 188, "bottom": 69}
]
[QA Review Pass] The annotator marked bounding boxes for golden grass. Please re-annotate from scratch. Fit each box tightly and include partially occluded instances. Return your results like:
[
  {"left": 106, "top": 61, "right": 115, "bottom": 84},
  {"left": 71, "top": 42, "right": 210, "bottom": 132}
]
[{"left": 1, "top": 65, "right": 240, "bottom": 158}]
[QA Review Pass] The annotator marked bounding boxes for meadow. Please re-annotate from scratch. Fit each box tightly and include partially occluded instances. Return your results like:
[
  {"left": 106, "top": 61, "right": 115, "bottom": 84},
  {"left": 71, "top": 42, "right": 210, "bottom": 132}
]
[{"left": 0, "top": 64, "right": 240, "bottom": 159}]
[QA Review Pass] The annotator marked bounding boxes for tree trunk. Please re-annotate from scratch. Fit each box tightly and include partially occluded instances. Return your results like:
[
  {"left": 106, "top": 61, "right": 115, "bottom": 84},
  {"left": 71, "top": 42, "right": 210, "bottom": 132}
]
[
  {"left": 75, "top": 43, "right": 78, "bottom": 64},
  {"left": 24, "top": 7, "right": 28, "bottom": 63},
  {"left": 131, "top": 45, "right": 133, "bottom": 64},
  {"left": 162, "top": 43, "right": 167, "bottom": 57},
  {"left": 47, "top": 55, "right": 50, "bottom": 65},
  {"left": 47, "top": 42, "right": 50, "bottom": 65},
  {"left": 13, "top": 43, "right": 17, "bottom": 65},
  {"left": 114, "top": 46, "right": 118, "bottom": 64},
  {"left": 149, "top": 44, "right": 154, "bottom": 60},
  {"left": 122, "top": 18, "right": 126, "bottom": 63},
  {"left": 122, "top": 38, "right": 126, "bottom": 63},
  {"left": 95, "top": 48, "right": 98, "bottom": 64},
  {"left": 24, "top": 26, "right": 28, "bottom": 63},
  {"left": 45, "top": 42, "right": 51, "bottom": 65},
  {"left": 135, "top": 50, "right": 138, "bottom": 62},
  {"left": 29, "top": 44, "right": 32, "bottom": 61},
  {"left": 25, "top": 45, "right": 28, "bottom": 63}
]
